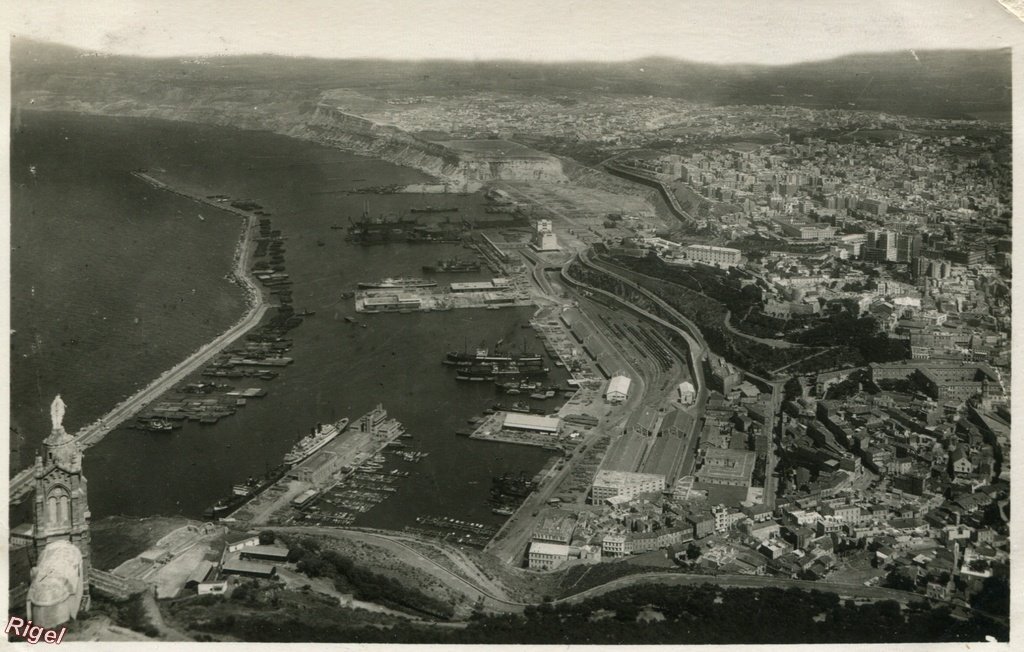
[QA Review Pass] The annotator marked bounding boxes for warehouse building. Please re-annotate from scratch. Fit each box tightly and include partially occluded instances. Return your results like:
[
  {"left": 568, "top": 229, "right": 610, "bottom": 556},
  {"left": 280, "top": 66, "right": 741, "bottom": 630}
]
[
  {"left": 605, "top": 375, "right": 632, "bottom": 403},
  {"left": 591, "top": 469, "right": 666, "bottom": 502},
  {"left": 502, "top": 412, "right": 561, "bottom": 434}
]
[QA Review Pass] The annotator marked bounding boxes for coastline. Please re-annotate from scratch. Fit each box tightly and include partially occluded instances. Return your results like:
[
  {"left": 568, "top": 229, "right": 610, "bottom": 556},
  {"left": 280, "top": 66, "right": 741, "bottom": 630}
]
[{"left": 10, "top": 172, "right": 269, "bottom": 501}]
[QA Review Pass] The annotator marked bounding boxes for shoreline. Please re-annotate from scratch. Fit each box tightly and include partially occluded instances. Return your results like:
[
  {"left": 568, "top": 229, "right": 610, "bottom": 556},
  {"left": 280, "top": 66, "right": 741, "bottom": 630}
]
[{"left": 10, "top": 173, "right": 269, "bottom": 502}]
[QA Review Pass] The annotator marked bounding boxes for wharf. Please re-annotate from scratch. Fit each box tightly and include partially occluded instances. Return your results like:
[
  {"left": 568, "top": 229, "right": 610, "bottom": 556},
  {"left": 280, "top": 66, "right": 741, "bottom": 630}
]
[
  {"left": 229, "top": 405, "right": 408, "bottom": 525},
  {"left": 355, "top": 288, "right": 532, "bottom": 313},
  {"left": 467, "top": 412, "right": 565, "bottom": 451}
]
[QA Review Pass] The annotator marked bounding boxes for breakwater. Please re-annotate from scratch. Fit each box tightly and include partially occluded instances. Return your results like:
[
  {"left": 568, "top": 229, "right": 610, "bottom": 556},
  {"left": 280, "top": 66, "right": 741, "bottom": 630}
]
[{"left": 10, "top": 174, "right": 269, "bottom": 503}]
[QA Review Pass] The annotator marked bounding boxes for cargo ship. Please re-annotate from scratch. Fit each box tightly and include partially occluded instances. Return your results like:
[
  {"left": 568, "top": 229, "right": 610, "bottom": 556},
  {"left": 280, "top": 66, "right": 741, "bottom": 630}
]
[
  {"left": 422, "top": 257, "right": 482, "bottom": 273},
  {"left": 405, "top": 226, "right": 466, "bottom": 243},
  {"left": 443, "top": 346, "right": 544, "bottom": 367},
  {"left": 410, "top": 206, "right": 459, "bottom": 214},
  {"left": 346, "top": 202, "right": 420, "bottom": 245},
  {"left": 283, "top": 418, "right": 349, "bottom": 466},
  {"left": 457, "top": 362, "right": 550, "bottom": 378},
  {"left": 204, "top": 464, "right": 289, "bottom": 519},
  {"left": 491, "top": 472, "right": 537, "bottom": 499},
  {"left": 357, "top": 277, "right": 437, "bottom": 290}
]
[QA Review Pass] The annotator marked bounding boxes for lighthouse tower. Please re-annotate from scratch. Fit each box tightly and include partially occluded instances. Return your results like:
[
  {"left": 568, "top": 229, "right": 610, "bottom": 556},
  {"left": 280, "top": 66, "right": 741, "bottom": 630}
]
[{"left": 531, "top": 219, "right": 560, "bottom": 251}]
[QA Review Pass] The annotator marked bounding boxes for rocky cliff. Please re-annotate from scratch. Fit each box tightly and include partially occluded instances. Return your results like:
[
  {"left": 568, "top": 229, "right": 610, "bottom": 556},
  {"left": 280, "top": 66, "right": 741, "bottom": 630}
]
[{"left": 14, "top": 78, "right": 567, "bottom": 185}]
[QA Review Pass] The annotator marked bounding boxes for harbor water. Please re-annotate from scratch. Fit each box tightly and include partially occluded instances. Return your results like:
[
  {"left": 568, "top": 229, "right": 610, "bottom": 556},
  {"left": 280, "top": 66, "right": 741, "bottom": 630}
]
[{"left": 11, "top": 111, "right": 565, "bottom": 529}]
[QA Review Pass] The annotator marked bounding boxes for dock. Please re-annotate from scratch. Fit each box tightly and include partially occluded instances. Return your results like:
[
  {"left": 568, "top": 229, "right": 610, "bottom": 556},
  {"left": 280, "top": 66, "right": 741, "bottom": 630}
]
[
  {"left": 355, "top": 286, "right": 532, "bottom": 314},
  {"left": 466, "top": 411, "right": 568, "bottom": 451},
  {"left": 228, "top": 404, "right": 409, "bottom": 525}
]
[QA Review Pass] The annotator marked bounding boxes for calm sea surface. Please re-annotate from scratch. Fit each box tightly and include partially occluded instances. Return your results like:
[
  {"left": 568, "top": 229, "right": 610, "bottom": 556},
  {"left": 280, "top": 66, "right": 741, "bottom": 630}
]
[{"left": 11, "top": 111, "right": 560, "bottom": 528}]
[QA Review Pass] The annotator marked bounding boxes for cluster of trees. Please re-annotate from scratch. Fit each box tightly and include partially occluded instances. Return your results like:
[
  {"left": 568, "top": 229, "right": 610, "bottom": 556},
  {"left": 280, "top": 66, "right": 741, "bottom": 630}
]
[
  {"left": 792, "top": 313, "right": 908, "bottom": 363},
  {"left": 86, "top": 594, "right": 159, "bottom": 638},
  {"left": 573, "top": 258, "right": 815, "bottom": 377},
  {"left": 184, "top": 584, "right": 1007, "bottom": 644},
  {"left": 285, "top": 537, "right": 454, "bottom": 619}
]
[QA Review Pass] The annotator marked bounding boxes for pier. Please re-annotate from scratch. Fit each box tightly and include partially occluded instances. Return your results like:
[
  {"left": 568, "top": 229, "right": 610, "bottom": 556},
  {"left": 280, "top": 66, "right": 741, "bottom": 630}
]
[
  {"left": 229, "top": 405, "right": 410, "bottom": 525},
  {"left": 355, "top": 287, "right": 532, "bottom": 314},
  {"left": 10, "top": 173, "right": 272, "bottom": 503}
]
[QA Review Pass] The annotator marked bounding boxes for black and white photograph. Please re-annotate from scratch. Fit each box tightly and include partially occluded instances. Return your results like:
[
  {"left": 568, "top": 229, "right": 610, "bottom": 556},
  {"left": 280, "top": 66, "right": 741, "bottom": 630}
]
[{"left": 4, "top": 0, "right": 1020, "bottom": 646}]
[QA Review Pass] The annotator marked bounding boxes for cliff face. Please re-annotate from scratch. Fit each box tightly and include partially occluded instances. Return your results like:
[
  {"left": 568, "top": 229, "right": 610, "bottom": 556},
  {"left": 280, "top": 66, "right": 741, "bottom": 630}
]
[{"left": 14, "top": 78, "right": 566, "bottom": 185}]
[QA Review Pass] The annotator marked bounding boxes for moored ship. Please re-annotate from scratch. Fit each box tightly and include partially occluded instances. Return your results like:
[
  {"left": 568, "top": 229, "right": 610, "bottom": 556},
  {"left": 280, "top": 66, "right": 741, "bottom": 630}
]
[
  {"left": 410, "top": 206, "right": 459, "bottom": 214},
  {"left": 346, "top": 203, "right": 420, "bottom": 245},
  {"left": 283, "top": 418, "right": 349, "bottom": 466},
  {"left": 422, "top": 257, "right": 482, "bottom": 273},
  {"left": 443, "top": 346, "right": 543, "bottom": 367},
  {"left": 491, "top": 472, "right": 537, "bottom": 499},
  {"left": 357, "top": 277, "right": 438, "bottom": 290},
  {"left": 458, "top": 362, "right": 550, "bottom": 378}
]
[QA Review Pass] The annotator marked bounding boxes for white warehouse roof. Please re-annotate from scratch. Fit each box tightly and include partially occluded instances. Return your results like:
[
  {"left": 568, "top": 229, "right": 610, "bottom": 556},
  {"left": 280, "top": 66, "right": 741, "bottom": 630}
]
[
  {"left": 529, "top": 541, "right": 571, "bottom": 556},
  {"left": 503, "top": 412, "right": 561, "bottom": 433},
  {"left": 606, "top": 375, "right": 632, "bottom": 397}
]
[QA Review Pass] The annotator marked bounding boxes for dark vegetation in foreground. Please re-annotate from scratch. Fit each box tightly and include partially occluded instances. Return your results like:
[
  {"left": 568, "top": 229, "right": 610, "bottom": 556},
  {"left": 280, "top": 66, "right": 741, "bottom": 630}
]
[
  {"left": 285, "top": 537, "right": 455, "bottom": 619},
  {"left": 171, "top": 584, "right": 1007, "bottom": 644}
]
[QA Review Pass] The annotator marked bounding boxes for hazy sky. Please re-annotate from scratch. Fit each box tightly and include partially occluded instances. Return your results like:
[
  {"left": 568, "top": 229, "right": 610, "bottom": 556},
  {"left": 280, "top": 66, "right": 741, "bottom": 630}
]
[{"left": 8, "top": 0, "right": 1023, "bottom": 63}]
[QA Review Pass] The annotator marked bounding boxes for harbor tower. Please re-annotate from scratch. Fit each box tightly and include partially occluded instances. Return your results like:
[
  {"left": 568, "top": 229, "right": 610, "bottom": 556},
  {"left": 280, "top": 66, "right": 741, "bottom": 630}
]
[
  {"left": 531, "top": 219, "right": 560, "bottom": 252},
  {"left": 28, "top": 395, "right": 92, "bottom": 627}
]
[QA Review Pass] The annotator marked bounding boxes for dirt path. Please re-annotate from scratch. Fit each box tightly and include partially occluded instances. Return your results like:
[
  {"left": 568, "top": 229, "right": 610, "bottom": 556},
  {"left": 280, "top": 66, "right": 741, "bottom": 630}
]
[{"left": 141, "top": 587, "right": 193, "bottom": 642}]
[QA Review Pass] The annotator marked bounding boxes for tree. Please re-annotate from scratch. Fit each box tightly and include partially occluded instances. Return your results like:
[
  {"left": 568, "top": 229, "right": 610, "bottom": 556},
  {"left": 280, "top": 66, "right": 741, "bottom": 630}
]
[
  {"left": 686, "top": 543, "right": 702, "bottom": 560},
  {"left": 258, "top": 530, "right": 276, "bottom": 545}
]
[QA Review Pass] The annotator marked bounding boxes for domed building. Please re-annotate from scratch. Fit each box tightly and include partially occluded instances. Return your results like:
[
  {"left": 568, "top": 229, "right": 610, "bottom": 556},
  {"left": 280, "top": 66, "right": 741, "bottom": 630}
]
[
  {"left": 27, "top": 395, "right": 92, "bottom": 628},
  {"left": 27, "top": 541, "right": 84, "bottom": 626}
]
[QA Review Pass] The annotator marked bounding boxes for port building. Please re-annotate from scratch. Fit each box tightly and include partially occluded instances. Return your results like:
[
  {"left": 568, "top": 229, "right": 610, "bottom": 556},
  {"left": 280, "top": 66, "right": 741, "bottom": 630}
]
[
  {"left": 605, "top": 375, "right": 632, "bottom": 403},
  {"left": 531, "top": 219, "right": 560, "bottom": 251},
  {"left": 591, "top": 470, "right": 666, "bottom": 502},
  {"left": 289, "top": 449, "right": 347, "bottom": 487},
  {"left": 358, "top": 293, "right": 422, "bottom": 312},
  {"left": 502, "top": 412, "right": 561, "bottom": 434},
  {"left": 677, "top": 381, "right": 697, "bottom": 405},
  {"left": 449, "top": 281, "right": 497, "bottom": 293}
]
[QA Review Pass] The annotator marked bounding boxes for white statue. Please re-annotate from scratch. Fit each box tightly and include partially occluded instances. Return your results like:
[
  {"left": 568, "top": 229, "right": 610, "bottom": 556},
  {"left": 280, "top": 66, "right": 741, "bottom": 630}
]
[{"left": 50, "top": 395, "right": 66, "bottom": 432}]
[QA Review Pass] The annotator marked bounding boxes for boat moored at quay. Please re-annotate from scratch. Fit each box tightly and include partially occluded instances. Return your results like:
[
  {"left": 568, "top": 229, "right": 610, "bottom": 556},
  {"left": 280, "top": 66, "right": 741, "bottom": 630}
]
[
  {"left": 357, "top": 277, "right": 438, "bottom": 290},
  {"left": 283, "top": 417, "right": 350, "bottom": 466}
]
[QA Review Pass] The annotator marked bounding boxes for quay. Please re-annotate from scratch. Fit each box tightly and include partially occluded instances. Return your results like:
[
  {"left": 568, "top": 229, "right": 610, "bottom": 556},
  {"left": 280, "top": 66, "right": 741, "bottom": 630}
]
[
  {"left": 10, "top": 173, "right": 271, "bottom": 503},
  {"left": 467, "top": 411, "right": 572, "bottom": 452},
  {"left": 228, "top": 404, "right": 408, "bottom": 525},
  {"left": 355, "top": 286, "right": 532, "bottom": 313}
]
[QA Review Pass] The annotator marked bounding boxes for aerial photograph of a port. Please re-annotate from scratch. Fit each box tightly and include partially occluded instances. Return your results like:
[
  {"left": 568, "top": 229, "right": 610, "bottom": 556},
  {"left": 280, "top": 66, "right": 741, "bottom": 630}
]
[{"left": 5, "top": 0, "right": 1018, "bottom": 646}]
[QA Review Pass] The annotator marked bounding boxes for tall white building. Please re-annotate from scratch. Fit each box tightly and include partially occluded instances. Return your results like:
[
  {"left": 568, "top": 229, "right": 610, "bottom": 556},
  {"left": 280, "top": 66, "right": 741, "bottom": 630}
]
[{"left": 532, "top": 219, "right": 560, "bottom": 251}]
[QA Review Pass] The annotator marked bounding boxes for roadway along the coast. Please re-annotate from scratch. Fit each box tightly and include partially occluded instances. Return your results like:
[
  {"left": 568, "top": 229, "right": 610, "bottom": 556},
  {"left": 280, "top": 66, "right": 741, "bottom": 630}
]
[
  {"left": 10, "top": 180, "right": 269, "bottom": 502},
  {"left": 551, "top": 569, "right": 1005, "bottom": 622}
]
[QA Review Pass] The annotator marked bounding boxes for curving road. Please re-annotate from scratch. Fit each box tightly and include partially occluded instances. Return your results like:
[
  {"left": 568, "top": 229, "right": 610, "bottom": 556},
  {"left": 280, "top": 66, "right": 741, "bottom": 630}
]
[{"left": 277, "top": 526, "right": 1005, "bottom": 625}]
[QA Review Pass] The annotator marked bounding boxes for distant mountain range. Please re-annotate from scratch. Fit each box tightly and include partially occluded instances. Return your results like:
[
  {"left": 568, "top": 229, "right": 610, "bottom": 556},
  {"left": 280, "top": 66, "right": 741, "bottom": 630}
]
[{"left": 11, "top": 38, "right": 1011, "bottom": 121}]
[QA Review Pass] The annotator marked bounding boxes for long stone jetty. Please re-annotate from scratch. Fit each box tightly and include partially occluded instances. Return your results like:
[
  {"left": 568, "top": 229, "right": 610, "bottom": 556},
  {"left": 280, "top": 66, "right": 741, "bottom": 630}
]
[{"left": 10, "top": 174, "right": 270, "bottom": 502}]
